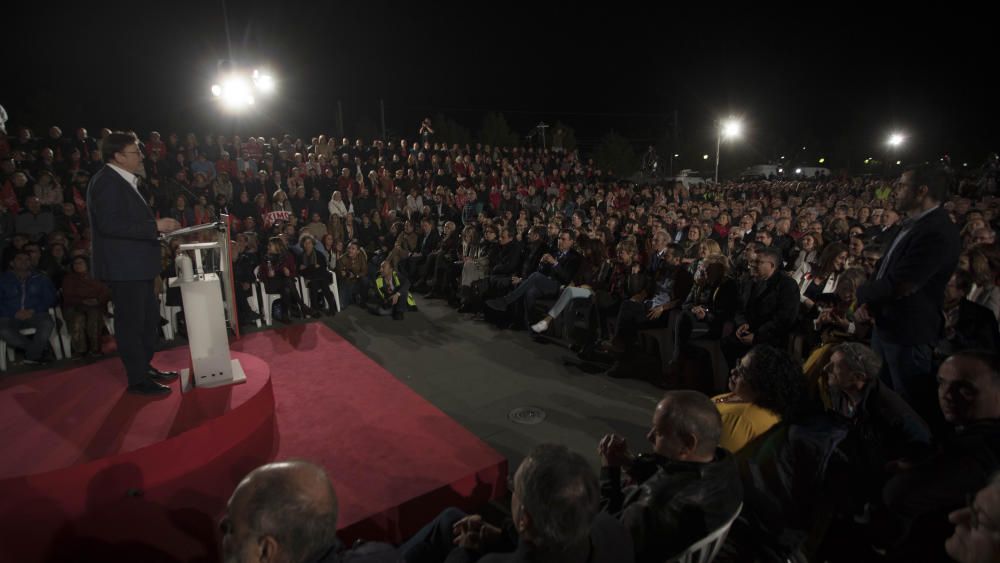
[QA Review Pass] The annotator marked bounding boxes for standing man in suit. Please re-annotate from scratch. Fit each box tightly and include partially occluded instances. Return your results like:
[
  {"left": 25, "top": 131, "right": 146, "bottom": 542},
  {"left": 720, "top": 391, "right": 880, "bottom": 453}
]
[
  {"left": 88, "top": 132, "right": 181, "bottom": 396},
  {"left": 856, "top": 164, "right": 961, "bottom": 424}
]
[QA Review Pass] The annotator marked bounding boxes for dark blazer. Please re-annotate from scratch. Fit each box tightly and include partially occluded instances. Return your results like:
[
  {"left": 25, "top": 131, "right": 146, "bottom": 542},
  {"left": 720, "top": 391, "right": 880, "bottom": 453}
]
[
  {"left": 519, "top": 241, "right": 547, "bottom": 279},
  {"left": 538, "top": 248, "right": 582, "bottom": 285},
  {"left": 491, "top": 240, "right": 523, "bottom": 276},
  {"left": 949, "top": 299, "right": 1000, "bottom": 352},
  {"left": 417, "top": 229, "right": 441, "bottom": 257},
  {"left": 736, "top": 272, "right": 800, "bottom": 347},
  {"left": 857, "top": 207, "right": 961, "bottom": 346},
  {"left": 86, "top": 165, "right": 161, "bottom": 281}
]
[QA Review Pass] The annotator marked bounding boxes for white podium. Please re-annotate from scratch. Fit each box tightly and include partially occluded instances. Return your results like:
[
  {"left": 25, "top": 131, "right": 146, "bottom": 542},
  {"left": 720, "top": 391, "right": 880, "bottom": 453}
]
[{"left": 166, "top": 228, "right": 246, "bottom": 393}]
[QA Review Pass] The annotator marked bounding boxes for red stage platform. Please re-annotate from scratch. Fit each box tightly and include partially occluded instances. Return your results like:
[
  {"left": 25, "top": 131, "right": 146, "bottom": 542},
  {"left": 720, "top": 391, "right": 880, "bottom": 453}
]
[{"left": 0, "top": 323, "right": 507, "bottom": 562}]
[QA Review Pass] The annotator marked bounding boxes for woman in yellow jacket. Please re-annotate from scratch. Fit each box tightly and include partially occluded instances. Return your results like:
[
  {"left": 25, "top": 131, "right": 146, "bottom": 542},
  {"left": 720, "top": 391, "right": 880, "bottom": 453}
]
[{"left": 713, "top": 344, "right": 810, "bottom": 453}]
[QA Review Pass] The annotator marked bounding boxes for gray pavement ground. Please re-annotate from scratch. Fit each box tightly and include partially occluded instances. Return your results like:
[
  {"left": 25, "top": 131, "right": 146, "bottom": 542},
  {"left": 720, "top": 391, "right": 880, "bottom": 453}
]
[{"left": 323, "top": 297, "right": 661, "bottom": 472}]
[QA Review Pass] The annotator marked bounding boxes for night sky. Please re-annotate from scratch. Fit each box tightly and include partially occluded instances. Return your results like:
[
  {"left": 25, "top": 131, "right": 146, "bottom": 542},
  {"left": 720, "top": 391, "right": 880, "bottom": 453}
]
[{"left": 7, "top": 3, "right": 997, "bottom": 173}]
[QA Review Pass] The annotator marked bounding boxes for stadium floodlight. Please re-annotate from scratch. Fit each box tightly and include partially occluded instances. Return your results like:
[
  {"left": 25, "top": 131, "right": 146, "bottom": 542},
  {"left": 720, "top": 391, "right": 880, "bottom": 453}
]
[
  {"left": 252, "top": 69, "right": 276, "bottom": 93},
  {"left": 715, "top": 117, "right": 744, "bottom": 183},
  {"left": 216, "top": 75, "right": 254, "bottom": 111},
  {"left": 211, "top": 66, "right": 277, "bottom": 112},
  {"left": 887, "top": 133, "right": 905, "bottom": 147}
]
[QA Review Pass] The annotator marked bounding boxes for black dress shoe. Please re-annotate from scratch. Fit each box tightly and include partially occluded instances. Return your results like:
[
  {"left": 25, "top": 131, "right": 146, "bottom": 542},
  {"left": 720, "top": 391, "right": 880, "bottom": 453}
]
[
  {"left": 147, "top": 368, "right": 180, "bottom": 382},
  {"left": 127, "top": 381, "right": 172, "bottom": 396},
  {"left": 485, "top": 298, "right": 508, "bottom": 312}
]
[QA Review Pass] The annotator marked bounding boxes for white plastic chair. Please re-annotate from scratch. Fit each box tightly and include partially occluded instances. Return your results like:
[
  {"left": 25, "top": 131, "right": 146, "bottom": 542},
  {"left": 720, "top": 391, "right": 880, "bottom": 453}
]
[
  {"left": 297, "top": 272, "right": 341, "bottom": 313},
  {"left": 0, "top": 309, "right": 65, "bottom": 371},
  {"left": 666, "top": 503, "right": 742, "bottom": 563},
  {"left": 253, "top": 266, "right": 279, "bottom": 326}
]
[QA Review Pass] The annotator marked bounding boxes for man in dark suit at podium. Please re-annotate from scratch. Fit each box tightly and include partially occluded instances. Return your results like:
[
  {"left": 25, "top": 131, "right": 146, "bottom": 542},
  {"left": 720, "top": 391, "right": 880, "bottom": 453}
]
[{"left": 88, "top": 132, "right": 181, "bottom": 396}]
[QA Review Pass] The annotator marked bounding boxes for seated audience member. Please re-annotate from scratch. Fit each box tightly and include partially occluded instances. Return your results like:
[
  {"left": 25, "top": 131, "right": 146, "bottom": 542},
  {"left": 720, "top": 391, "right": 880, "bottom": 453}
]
[
  {"left": 935, "top": 269, "right": 1000, "bottom": 361},
  {"left": 881, "top": 350, "right": 1000, "bottom": 560},
  {"left": 370, "top": 260, "right": 414, "bottom": 320},
  {"left": 337, "top": 240, "right": 370, "bottom": 307},
  {"left": 61, "top": 255, "right": 112, "bottom": 357},
  {"left": 593, "top": 239, "right": 649, "bottom": 339},
  {"left": 259, "top": 236, "right": 311, "bottom": 323},
  {"left": 820, "top": 342, "right": 932, "bottom": 510},
  {"left": 713, "top": 345, "right": 809, "bottom": 454},
  {"left": 486, "top": 229, "right": 581, "bottom": 325},
  {"left": 722, "top": 247, "right": 800, "bottom": 367},
  {"left": 456, "top": 224, "right": 498, "bottom": 313},
  {"left": 400, "top": 217, "right": 440, "bottom": 283},
  {"left": 221, "top": 460, "right": 397, "bottom": 563},
  {"left": 0, "top": 251, "right": 56, "bottom": 364},
  {"left": 718, "top": 401, "right": 849, "bottom": 562},
  {"left": 598, "top": 390, "right": 742, "bottom": 563},
  {"left": 15, "top": 196, "right": 56, "bottom": 243},
  {"left": 401, "top": 443, "right": 632, "bottom": 563},
  {"left": 960, "top": 246, "right": 1000, "bottom": 321},
  {"left": 530, "top": 236, "right": 606, "bottom": 334},
  {"left": 945, "top": 472, "right": 1000, "bottom": 563},
  {"left": 419, "top": 220, "right": 459, "bottom": 297},
  {"left": 606, "top": 241, "right": 693, "bottom": 355},
  {"left": 387, "top": 220, "right": 419, "bottom": 269},
  {"left": 297, "top": 235, "right": 336, "bottom": 317},
  {"left": 486, "top": 226, "right": 527, "bottom": 297},
  {"left": 670, "top": 254, "right": 739, "bottom": 373}
]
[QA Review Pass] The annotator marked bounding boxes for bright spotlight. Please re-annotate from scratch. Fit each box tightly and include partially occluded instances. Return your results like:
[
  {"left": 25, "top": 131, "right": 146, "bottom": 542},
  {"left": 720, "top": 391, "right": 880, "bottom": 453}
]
[
  {"left": 255, "top": 74, "right": 275, "bottom": 93},
  {"left": 703, "top": 154, "right": 709, "bottom": 160},
  {"left": 721, "top": 119, "right": 743, "bottom": 139},
  {"left": 795, "top": 168, "right": 802, "bottom": 174},
  {"left": 220, "top": 76, "right": 253, "bottom": 111},
  {"left": 211, "top": 84, "right": 222, "bottom": 97},
  {"left": 818, "top": 158, "right": 826, "bottom": 164},
  {"left": 887, "top": 133, "right": 905, "bottom": 147}
]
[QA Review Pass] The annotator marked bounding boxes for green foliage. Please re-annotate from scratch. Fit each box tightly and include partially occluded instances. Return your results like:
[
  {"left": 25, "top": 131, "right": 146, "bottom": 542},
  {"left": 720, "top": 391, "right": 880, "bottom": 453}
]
[
  {"left": 552, "top": 121, "right": 577, "bottom": 152},
  {"left": 480, "top": 112, "right": 520, "bottom": 147},
  {"left": 593, "top": 131, "right": 639, "bottom": 177},
  {"left": 432, "top": 113, "right": 472, "bottom": 147}
]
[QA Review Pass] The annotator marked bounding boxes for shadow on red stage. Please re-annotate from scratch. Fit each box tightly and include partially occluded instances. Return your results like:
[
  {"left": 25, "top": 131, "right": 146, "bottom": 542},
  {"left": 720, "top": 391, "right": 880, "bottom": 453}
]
[{"left": 0, "top": 323, "right": 506, "bottom": 562}]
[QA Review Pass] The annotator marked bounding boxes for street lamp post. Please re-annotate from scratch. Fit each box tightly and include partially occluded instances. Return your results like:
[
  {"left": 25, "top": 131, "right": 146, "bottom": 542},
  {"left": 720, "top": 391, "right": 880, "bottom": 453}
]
[
  {"left": 715, "top": 118, "right": 743, "bottom": 183},
  {"left": 885, "top": 132, "right": 905, "bottom": 177}
]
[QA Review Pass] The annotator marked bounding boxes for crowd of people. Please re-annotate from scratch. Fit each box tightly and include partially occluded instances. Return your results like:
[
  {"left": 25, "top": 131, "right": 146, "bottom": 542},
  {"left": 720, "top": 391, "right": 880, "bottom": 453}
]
[{"left": 1, "top": 121, "right": 999, "bottom": 561}]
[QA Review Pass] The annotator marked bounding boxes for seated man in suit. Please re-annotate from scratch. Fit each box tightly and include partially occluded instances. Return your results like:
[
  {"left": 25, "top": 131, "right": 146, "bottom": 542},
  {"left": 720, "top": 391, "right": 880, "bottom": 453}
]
[
  {"left": 935, "top": 269, "right": 1000, "bottom": 361},
  {"left": 399, "top": 443, "right": 633, "bottom": 563},
  {"left": 400, "top": 217, "right": 441, "bottom": 283},
  {"left": 722, "top": 247, "right": 800, "bottom": 368},
  {"left": 221, "top": 460, "right": 397, "bottom": 563},
  {"left": 598, "top": 390, "right": 743, "bottom": 563},
  {"left": 485, "top": 227, "right": 523, "bottom": 297},
  {"left": 486, "top": 229, "right": 580, "bottom": 327}
]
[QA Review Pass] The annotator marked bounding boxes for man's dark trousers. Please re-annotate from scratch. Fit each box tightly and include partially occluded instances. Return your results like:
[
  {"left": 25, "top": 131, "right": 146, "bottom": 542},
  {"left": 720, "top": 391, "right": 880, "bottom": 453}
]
[{"left": 108, "top": 279, "right": 160, "bottom": 386}]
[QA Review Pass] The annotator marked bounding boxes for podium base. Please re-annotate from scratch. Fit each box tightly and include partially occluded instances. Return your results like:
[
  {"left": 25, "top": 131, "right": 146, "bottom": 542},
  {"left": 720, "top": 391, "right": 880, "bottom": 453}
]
[{"left": 181, "top": 359, "right": 247, "bottom": 393}]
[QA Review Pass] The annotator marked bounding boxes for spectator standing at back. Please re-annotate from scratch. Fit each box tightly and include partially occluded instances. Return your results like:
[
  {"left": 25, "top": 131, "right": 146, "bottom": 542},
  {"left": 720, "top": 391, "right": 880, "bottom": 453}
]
[{"left": 856, "top": 165, "right": 961, "bottom": 426}]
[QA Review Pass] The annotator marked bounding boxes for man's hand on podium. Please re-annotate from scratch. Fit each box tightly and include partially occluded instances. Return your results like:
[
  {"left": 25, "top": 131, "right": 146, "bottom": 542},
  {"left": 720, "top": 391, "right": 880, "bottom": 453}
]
[{"left": 157, "top": 218, "right": 181, "bottom": 233}]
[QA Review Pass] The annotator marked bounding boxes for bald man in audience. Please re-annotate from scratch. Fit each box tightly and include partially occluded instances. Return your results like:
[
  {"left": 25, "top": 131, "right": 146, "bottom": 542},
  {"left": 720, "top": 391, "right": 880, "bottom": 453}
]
[{"left": 221, "top": 460, "right": 396, "bottom": 563}]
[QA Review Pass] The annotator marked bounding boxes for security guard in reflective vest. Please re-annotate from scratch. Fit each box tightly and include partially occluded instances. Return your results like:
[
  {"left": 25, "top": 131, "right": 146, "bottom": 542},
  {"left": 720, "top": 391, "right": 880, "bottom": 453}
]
[{"left": 371, "top": 259, "right": 415, "bottom": 320}]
